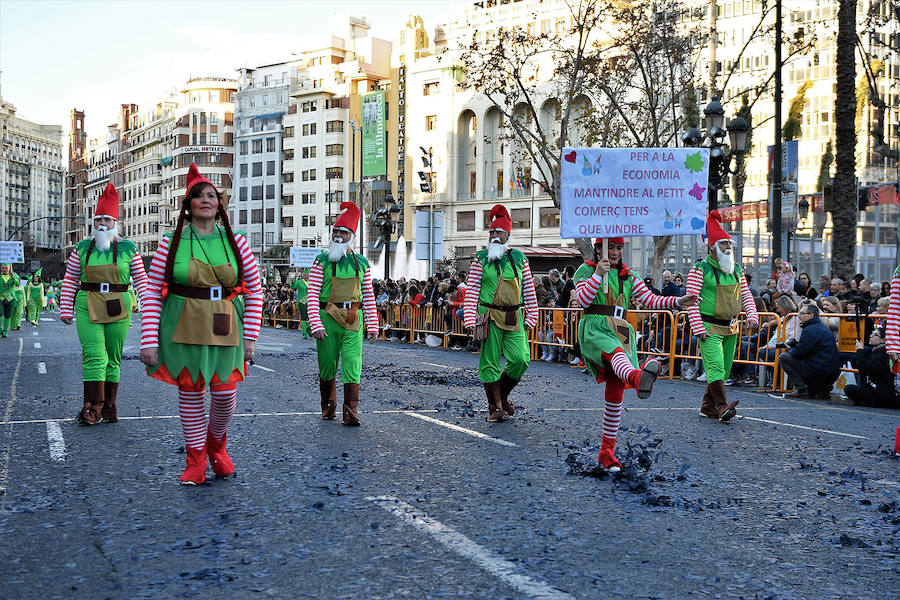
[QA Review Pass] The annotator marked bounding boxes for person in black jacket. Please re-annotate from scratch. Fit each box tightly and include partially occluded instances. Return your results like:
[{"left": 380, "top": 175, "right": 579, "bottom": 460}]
[
  {"left": 776, "top": 303, "right": 842, "bottom": 399},
  {"left": 842, "top": 326, "right": 898, "bottom": 408}
]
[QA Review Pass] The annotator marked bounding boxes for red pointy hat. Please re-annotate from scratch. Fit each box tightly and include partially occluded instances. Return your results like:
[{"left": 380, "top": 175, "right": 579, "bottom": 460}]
[
  {"left": 488, "top": 204, "right": 512, "bottom": 233},
  {"left": 94, "top": 183, "right": 120, "bottom": 220},
  {"left": 594, "top": 237, "right": 625, "bottom": 245},
  {"left": 334, "top": 201, "right": 361, "bottom": 233},
  {"left": 706, "top": 210, "right": 732, "bottom": 247},
  {"left": 185, "top": 163, "right": 218, "bottom": 196}
]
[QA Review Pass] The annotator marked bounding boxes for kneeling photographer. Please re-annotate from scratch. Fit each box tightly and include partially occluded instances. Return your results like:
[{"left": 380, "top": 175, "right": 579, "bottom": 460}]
[
  {"left": 843, "top": 326, "right": 898, "bottom": 408},
  {"left": 775, "top": 303, "right": 842, "bottom": 399}
]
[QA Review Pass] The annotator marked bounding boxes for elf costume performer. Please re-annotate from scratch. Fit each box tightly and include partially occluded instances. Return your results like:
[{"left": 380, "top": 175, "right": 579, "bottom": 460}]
[
  {"left": 45, "top": 282, "right": 57, "bottom": 313},
  {"left": 290, "top": 269, "right": 310, "bottom": 338},
  {"left": 463, "top": 204, "right": 539, "bottom": 422},
  {"left": 26, "top": 269, "right": 45, "bottom": 325},
  {"left": 886, "top": 264, "right": 900, "bottom": 365},
  {"left": 0, "top": 263, "right": 21, "bottom": 337},
  {"left": 140, "top": 164, "right": 263, "bottom": 485},
  {"left": 307, "top": 202, "right": 378, "bottom": 425},
  {"left": 11, "top": 274, "right": 25, "bottom": 330},
  {"left": 685, "top": 211, "right": 758, "bottom": 423},
  {"left": 574, "top": 237, "right": 698, "bottom": 472},
  {"left": 60, "top": 183, "right": 149, "bottom": 425}
]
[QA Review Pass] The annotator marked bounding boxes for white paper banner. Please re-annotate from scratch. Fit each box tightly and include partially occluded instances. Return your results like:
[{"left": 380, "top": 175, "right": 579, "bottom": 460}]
[
  {"left": 0, "top": 241, "right": 25, "bottom": 264},
  {"left": 560, "top": 147, "right": 710, "bottom": 238},
  {"left": 289, "top": 247, "right": 324, "bottom": 268}
]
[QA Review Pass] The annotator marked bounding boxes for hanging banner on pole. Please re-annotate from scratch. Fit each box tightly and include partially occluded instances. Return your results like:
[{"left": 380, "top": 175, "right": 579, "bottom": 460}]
[
  {"left": 0, "top": 241, "right": 25, "bottom": 263},
  {"left": 362, "top": 90, "right": 386, "bottom": 177},
  {"left": 559, "top": 147, "right": 709, "bottom": 238},
  {"left": 414, "top": 210, "right": 444, "bottom": 260}
]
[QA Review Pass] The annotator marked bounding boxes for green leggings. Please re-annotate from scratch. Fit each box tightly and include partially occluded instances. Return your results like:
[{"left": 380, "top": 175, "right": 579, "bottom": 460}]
[
  {"left": 0, "top": 298, "right": 13, "bottom": 334},
  {"left": 699, "top": 328, "right": 738, "bottom": 384},
  {"left": 315, "top": 311, "right": 363, "bottom": 383},
  {"left": 478, "top": 320, "right": 530, "bottom": 383},
  {"left": 75, "top": 302, "right": 130, "bottom": 382},
  {"left": 27, "top": 300, "right": 41, "bottom": 324}
]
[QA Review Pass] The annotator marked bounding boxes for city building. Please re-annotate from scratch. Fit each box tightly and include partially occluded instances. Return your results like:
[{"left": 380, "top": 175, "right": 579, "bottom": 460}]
[{"left": 0, "top": 92, "right": 65, "bottom": 268}]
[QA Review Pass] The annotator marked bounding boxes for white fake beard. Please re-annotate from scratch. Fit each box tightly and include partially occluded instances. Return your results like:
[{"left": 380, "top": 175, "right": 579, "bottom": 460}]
[
  {"left": 717, "top": 249, "right": 735, "bottom": 273},
  {"left": 487, "top": 241, "right": 508, "bottom": 262},
  {"left": 327, "top": 234, "right": 354, "bottom": 263},
  {"left": 91, "top": 223, "right": 119, "bottom": 252}
]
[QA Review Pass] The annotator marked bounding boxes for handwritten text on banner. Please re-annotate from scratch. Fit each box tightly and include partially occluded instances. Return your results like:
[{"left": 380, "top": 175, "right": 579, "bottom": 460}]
[{"left": 559, "top": 147, "right": 709, "bottom": 238}]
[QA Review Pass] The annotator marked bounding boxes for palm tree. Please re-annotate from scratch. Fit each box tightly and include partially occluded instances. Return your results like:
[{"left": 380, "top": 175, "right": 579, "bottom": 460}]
[{"left": 831, "top": 0, "right": 857, "bottom": 280}]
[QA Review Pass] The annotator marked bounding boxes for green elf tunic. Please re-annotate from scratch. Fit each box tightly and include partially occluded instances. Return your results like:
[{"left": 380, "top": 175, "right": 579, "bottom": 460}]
[
  {"left": 148, "top": 226, "right": 247, "bottom": 388},
  {"left": 574, "top": 263, "right": 640, "bottom": 383},
  {"left": 74, "top": 238, "right": 138, "bottom": 382},
  {"left": 26, "top": 281, "right": 44, "bottom": 324},
  {"left": 0, "top": 270, "right": 21, "bottom": 336},
  {"left": 11, "top": 280, "right": 25, "bottom": 330},
  {"left": 291, "top": 276, "right": 310, "bottom": 337},
  {"left": 471, "top": 249, "right": 532, "bottom": 383},
  {"left": 309, "top": 251, "right": 371, "bottom": 384}
]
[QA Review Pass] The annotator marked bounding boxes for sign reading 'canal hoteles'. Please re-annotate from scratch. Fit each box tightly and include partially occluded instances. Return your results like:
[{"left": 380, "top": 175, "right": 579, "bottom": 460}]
[{"left": 559, "top": 147, "right": 710, "bottom": 239}]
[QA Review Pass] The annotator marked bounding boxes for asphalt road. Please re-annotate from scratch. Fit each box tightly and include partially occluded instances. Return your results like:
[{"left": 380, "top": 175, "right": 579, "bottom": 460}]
[{"left": 0, "top": 313, "right": 898, "bottom": 600}]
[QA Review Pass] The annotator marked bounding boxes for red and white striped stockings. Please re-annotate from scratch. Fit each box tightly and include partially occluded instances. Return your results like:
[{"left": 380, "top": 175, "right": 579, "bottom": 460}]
[{"left": 178, "top": 384, "right": 237, "bottom": 449}]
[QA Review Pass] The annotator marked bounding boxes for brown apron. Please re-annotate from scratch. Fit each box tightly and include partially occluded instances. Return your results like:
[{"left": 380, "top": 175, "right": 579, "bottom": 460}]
[
  {"left": 84, "top": 240, "right": 126, "bottom": 324},
  {"left": 323, "top": 258, "right": 362, "bottom": 331},
  {"left": 172, "top": 258, "right": 240, "bottom": 346},
  {"left": 708, "top": 269, "right": 741, "bottom": 336},
  {"left": 488, "top": 275, "right": 522, "bottom": 331},
  {"left": 602, "top": 285, "right": 633, "bottom": 355}
]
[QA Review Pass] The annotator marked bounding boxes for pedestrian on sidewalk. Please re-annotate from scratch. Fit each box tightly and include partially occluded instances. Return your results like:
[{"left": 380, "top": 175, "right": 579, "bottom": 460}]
[
  {"left": 575, "top": 237, "right": 698, "bottom": 472},
  {"left": 60, "top": 183, "right": 149, "bottom": 426},
  {"left": 463, "top": 204, "right": 539, "bottom": 422},
  {"left": 685, "top": 211, "right": 758, "bottom": 423},
  {"left": 307, "top": 201, "right": 379, "bottom": 426},
  {"left": 139, "top": 165, "right": 262, "bottom": 485},
  {"left": 0, "top": 263, "right": 21, "bottom": 337}
]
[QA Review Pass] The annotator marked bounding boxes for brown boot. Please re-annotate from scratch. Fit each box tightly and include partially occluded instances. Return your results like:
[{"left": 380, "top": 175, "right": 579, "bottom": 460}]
[
  {"left": 710, "top": 380, "right": 738, "bottom": 422},
  {"left": 77, "top": 381, "right": 105, "bottom": 426},
  {"left": 484, "top": 381, "right": 505, "bottom": 422},
  {"left": 699, "top": 384, "right": 718, "bottom": 418},
  {"left": 498, "top": 372, "right": 518, "bottom": 416},
  {"left": 342, "top": 383, "right": 360, "bottom": 426},
  {"left": 101, "top": 381, "right": 119, "bottom": 423},
  {"left": 319, "top": 378, "right": 337, "bottom": 420}
]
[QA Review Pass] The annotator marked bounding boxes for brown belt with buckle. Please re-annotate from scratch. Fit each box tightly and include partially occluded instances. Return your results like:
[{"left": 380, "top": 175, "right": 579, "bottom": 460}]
[
  {"left": 168, "top": 282, "right": 232, "bottom": 300},
  {"left": 584, "top": 304, "right": 630, "bottom": 339},
  {"left": 79, "top": 282, "right": 129, "bottom": 293},
  {"left": 320, "top": 301, "right": 362, "bottom": 310}
]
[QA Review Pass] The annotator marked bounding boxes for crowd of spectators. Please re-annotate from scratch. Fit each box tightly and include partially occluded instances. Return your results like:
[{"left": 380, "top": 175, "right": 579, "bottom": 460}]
[{"left": 262, "top": 256, "right": 897, "bottom": 408}]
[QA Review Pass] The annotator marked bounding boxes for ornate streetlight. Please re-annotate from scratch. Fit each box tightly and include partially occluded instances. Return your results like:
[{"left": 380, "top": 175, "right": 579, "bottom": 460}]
[{"left": 373, "top": 193, "right": 402, "bottom": 280}]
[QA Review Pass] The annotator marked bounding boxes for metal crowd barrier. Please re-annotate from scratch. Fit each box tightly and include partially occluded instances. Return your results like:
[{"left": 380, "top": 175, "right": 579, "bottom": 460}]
[{"left": 263, "top": 303, "right": 883, "bottom": 393}]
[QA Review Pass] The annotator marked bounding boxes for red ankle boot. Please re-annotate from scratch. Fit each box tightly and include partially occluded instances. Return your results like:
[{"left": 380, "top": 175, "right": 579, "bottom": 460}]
[
  {"left": 206, "top": 432, "right": 235, "bottom": 477},
  {"left": 179, "top": 446, "right": 208, "bottom": 485},
  {"left": 598, "top": 436, "right": 621, "bottom": 472}
]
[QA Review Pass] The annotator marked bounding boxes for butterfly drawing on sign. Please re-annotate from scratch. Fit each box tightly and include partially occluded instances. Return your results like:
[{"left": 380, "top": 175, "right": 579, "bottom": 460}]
[{"left": 688, "top": 182, "right": 706, "bottom": 202}]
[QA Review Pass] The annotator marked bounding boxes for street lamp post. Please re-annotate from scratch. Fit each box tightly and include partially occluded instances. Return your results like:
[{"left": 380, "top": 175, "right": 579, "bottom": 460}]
[{"left": 373, "top": 193, "right": 401, "bottom": 280}]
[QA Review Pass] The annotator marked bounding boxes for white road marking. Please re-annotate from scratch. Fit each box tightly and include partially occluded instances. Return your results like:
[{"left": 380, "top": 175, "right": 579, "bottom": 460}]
[
  {"left": 739, "top": 416, "right": 867, "bottom": 439},
  {"left": 46, "top": 422, "right": 67, "bottom": 462},
  {"left": 251, "top": 364, "right": 275, "bottom": 372},
  {"left": 33, "top": 343, "right": 41, "bottom": 349},
  {"left": 368, "top": 495, "right": 576, "bottom": 600},
  {"left": 32, "top": 331, "right": 37, "bottom": 336},
  {"left": 872, "top": 479, "right": 900, "bottom": 488},
  {"left": 0, "top": 337, "right": 24, "bottom": 495},
  {"left": 406, "top": 412, "right": 517, "bottom": 447},
  {"left": 37, "top": 362, "right": 47, "bottom": 374},
  {"left": 39, "top": 318, "right": 53, "bottom": 322},
  {"left": 422, "top": 362, "right": 452, "bottom": 369}
]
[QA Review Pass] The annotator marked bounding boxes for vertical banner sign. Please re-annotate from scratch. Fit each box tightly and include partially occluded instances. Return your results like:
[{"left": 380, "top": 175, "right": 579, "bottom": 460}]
[
  {"left": 362, "top": 90, "right": 386, "bottom": 177},
  {"left": 559, "top": 148, "right": 710, "bottom": 238},
  {"left": 768, "top": 140, "right": 799, "bottom": 223}
]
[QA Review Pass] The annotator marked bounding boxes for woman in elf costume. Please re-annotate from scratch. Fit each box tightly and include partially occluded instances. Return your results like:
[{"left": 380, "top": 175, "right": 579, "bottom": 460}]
[
  {"left": 11, "top": 273, "right": 25, "bottom": 330},
  {"left": 60, "top": 183, "right": 149, "bottom": 425},
  {"left": 574, "top": 237, "right": 697, "bottom": 472},
  {"left": 25, "top": 269, "right": 45, "bottom": 325},
  {"left": 0, "top": 263, "right": 21, "bottom": 337},
  {"left": 140, "top": 164, "right": 263, "bottom": 485},
  {"left": 45, "top": 281, "right": 58, "bottom": 313}
]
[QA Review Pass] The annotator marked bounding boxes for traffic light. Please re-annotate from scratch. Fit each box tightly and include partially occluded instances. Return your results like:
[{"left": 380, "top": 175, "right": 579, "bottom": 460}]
[
  {"left": 822, "top": 179, "right": 833, "bottom": 213},
  {"left": 418, "top": 170, "right": 431, "bottom": 194},
  {"left": 858, "top": 186, "right": 869, "bottom": 212}
]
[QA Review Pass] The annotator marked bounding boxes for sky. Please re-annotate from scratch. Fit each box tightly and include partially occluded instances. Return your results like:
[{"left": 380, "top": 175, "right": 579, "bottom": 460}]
[{"left": 0, "top": 0, "right": 462, "bottom": 140}]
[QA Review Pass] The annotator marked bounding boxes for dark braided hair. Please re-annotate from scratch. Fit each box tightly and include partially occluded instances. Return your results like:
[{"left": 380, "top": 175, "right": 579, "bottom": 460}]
[{"left": 163, "top": 184, "right": 244, "bottom": 286}]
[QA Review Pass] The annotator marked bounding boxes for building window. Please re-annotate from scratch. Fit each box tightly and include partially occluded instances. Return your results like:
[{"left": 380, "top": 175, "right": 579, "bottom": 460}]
[
  {"left": 266, "top": 184, "right": 275, "bottom": 199},
  {"left": 325, "top": 191, "right": 343, "bottom": 203},
  {"left": 325, "top": 144, "right": 343, "bottom": 156},
  {"left": 251, "top": 185, "right": 263, "bottom": 201},
  {"left": 252, "top": 139, "right": 263, "bottom": 153},
  {"left": 302, "top": 100, "right": 317, "bottom": 112},
  {"left": 510, "top": 208, "right": 530, "bottom": 230},
  {"left": 240, "top": 164, "right": 248, "bottom": 177},
  {"left": 266, "top": 208, "right": 275, "bottom": 223},
  {"left": 423, "top": 82, "right": 440, "bottom": 96},
  {"left": 539, "top": 207, "right": 560, "bottom": 228},
  {"left": 284, "top": 126, "right": 294, "bottom": 138},
  {"left": 282, "top": 216, "right": 294, "bottom": 228},
  {"left": 210, "top": 133, "right": 218, "bottom": 144},
  {"left": 301, "top": 193, "right": 316, "bottom": 204},
  {"left": 239, "top": 187, "right": 248, "bottom": 201},
  {"left": 425, "top": 115, "right": 437, "bottom": 131},
  {"left": 252, "top": 162, "right": 262, "bottom": 177},
  {"left": 251, "top": 232, "right": 262, "bottom": 246},
  {"left": 302, "top": 169, "right": 317, "bottom": 181},
  {"left": 326, "top": 167, "right": 343, "bottom": 179},
  {"left": 239, "top": 141, "right": 248, "bottom": 155},
  {"left": 302, "top": 146, "right": 317, "bottom": 159},
  {"left": 239, "top": 210, "right": 247, "bottom": 224},
  {"left": 302, "top": 123, "right": 317, "bottom": 136},
  {"left": 251, "top": 208, "right": 263, "bottom": 222},
  {"left": 325, "top": 120, "right": 343, "bottom": 133},
  {"left": 283, "top": 172, "right": 294, "bottom": 182},
  {"left": 457, "top": 211, "right": 475, "bottom": 231},
  {"left": 267, "top": 160, "right": 276, "bottom": 175},
  {"left": 266, "top": 138, "right": 276, "bottom": 152},
  {"left": 283, "top": 148, "right": 294, "bottom": 160},
  {"left": 283, "top": 195, "right": 294, "bottom": 206}
]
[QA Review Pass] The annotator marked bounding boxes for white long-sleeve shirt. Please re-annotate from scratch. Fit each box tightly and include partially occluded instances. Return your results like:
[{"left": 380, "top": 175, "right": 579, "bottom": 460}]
[
  {"left": 59, "top": 244, "right": 149, "bottom": 320},
  {"left": 463, "top": 257, "right": 539, "bottom": 329}
]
